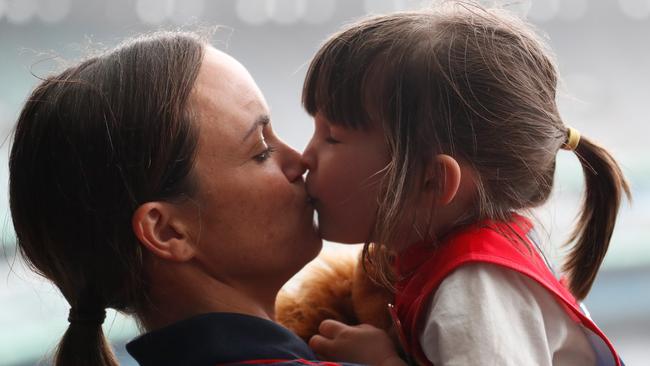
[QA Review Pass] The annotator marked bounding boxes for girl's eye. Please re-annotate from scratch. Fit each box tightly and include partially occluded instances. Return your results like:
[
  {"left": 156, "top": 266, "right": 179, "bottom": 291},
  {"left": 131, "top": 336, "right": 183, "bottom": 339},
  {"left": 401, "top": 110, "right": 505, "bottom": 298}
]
[
  {"left": 325, "top": 136, "right": 341, "bottom": 144},
  {"left": 253, "top": 145, "right": 276, "bottom": 163}
]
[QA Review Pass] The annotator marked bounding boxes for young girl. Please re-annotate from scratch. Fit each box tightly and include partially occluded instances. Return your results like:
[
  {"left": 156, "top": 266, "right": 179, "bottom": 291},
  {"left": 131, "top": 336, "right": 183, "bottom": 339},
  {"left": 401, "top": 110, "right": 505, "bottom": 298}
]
[{"left": 301, "top": 4, "right": 629, "bottom": 366}]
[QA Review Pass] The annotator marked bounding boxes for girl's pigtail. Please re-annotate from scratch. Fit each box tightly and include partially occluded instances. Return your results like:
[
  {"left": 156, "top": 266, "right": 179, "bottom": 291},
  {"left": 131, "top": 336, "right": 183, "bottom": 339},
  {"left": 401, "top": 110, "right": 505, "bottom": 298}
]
[{"left": 563, "top": 133, "right": 631, "bottom": 300}]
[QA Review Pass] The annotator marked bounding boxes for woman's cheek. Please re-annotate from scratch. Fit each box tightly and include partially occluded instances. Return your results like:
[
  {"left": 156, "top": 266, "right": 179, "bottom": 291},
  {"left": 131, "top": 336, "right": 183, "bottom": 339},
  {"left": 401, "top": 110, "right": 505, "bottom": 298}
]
[{"left": 259, "top": 170, "right": 301, "bottom": 210}]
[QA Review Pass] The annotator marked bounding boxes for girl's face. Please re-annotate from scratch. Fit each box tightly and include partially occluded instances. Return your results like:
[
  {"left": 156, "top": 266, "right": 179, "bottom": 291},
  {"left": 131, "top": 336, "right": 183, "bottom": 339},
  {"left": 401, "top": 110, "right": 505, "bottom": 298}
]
[{"left": 302, "top": 113, "right": 391, "bottom": 244}]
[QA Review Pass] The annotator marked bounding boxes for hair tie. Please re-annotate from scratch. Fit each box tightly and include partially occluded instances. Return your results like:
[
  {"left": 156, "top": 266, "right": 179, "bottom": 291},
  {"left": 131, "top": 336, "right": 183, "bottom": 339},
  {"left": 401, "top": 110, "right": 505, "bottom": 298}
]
[
  {"left": 68, "top": 306, "right": 106, "bottom": 325},
  {"left": 561, "top": 127, "right": 581, "bottom": 151},
  {"left": 68, "top": 287, "right": 106, "bottom": 325}
]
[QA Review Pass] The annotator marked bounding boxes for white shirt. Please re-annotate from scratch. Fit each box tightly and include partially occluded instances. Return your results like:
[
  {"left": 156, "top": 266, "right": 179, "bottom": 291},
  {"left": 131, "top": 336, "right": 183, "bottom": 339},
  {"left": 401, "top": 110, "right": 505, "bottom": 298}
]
[{"left": 418, "top": 263, "right": 596, "bottom": 365}]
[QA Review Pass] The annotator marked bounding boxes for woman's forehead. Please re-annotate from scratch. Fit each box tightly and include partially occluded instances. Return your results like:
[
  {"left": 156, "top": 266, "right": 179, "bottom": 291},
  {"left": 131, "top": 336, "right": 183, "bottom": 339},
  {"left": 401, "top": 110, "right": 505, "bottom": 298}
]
[
  {"left": 192, "top": 48, "right": 268, "bottom": 132},
  {"left": 189, "top": 47, "right": 269, "bottom": 161},
  {"left": 194, "top": 48, "right": 262, "bottom": 105}
]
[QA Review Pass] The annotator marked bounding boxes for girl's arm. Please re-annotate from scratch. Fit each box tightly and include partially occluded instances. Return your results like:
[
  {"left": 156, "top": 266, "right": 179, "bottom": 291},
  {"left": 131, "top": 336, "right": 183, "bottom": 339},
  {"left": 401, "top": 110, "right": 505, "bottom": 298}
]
[
  {"left": 420, "top": 263, "right": 596, "bottom": 365},
  {"left": 310, "top": 319, "right": 407, "bottom": 366}
]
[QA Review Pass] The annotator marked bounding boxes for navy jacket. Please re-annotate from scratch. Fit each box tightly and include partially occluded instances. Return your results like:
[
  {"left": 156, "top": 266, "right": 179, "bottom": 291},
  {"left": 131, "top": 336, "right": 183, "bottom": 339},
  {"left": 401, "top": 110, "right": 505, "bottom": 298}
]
[{"left": 126, "top": 312, "right": 362, "bottom": 366}]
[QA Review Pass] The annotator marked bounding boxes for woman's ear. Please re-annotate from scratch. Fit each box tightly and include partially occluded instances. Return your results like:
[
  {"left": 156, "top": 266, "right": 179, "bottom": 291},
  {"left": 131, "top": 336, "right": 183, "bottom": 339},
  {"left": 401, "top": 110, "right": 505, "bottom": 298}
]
[
  {"left": 132, "top": 202, "right": 197, "bottom": 262},
  {"left": 423, "top": 154, "right": 462, "bottom": 206}
]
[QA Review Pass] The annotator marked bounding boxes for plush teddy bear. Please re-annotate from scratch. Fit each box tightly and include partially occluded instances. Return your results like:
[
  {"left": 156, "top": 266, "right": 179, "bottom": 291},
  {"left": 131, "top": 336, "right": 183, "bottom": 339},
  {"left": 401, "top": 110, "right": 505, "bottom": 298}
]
[{"left": 275, "top": 248, "right": 395, "bottom": 343}]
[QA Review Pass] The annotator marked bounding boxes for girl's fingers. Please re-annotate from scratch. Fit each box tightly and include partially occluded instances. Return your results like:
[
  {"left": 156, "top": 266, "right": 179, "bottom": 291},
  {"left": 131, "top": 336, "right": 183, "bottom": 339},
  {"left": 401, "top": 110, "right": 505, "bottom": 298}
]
[
  {"left": 309, "top": 334, "right": 334, "bottom": 358},
  {"left": 318, "top": 319, "right": 347, "bottom": 338}
]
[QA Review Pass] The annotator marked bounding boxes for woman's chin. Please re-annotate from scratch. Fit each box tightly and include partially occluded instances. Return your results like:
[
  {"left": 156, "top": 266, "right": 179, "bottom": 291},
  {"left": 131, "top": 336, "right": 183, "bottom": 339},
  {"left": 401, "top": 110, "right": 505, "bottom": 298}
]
[
  {"left": 317, "top": 224, "right": 365, "bottom": 245},
  {"left": 304, "top": 231, "right": 323, "bottom": 258},
  {"left": 296, "top": 215, "right": 323, "bottom": 259}
]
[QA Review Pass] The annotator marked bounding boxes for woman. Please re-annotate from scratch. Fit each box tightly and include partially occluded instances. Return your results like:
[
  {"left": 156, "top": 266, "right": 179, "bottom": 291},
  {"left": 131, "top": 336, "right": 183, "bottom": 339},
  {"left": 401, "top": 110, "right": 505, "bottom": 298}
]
[{"left": 9, "top": 31, "right": 335, "bottom": 366}]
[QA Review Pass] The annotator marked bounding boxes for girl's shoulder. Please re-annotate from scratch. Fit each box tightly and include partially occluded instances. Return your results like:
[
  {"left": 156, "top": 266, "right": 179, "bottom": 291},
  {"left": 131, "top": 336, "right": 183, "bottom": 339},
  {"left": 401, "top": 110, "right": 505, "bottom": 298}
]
[{"left": 419, "top": 263, "right": 596, "bottom": 365}]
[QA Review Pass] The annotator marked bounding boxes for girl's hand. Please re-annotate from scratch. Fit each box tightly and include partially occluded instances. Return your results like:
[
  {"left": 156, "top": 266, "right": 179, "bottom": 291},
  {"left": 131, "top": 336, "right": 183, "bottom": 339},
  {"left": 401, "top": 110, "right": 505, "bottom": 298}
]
[{"left": 309, "top": 319, "right": 406, "bottom": 366}]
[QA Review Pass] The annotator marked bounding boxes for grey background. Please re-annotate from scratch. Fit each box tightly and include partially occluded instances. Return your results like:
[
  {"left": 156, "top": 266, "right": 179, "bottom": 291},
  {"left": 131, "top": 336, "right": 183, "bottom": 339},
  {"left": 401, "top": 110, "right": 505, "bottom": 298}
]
[{"left": 1, "top": 1, "right": 648, "bottom": 365}]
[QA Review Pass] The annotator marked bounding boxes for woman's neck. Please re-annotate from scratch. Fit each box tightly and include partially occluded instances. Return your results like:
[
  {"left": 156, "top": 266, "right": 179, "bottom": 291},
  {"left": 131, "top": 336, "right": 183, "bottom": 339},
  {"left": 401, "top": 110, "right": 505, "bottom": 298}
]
[{"left": 140, "top": 260, "right": 278, "bottom": 331}]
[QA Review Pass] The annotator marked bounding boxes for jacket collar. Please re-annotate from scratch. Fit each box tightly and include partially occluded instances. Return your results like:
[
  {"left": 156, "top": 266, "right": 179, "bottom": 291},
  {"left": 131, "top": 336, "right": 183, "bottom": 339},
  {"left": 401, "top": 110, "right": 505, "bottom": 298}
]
[{"left": 126, "top": 312, "right": 317, "bottom": 366}]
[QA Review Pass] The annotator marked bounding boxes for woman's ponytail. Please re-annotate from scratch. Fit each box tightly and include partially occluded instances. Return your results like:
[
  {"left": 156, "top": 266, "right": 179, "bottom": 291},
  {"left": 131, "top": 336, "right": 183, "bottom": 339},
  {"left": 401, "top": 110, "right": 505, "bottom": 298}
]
[
  {"left": 9, "top": 32, "right": 206, "bottom": 365},
  {"left": 563, "top": 132, "right": 631, "bottom": 300},
  {"left": 54, "top": 291, "right": 118, "bottom": 366},
  {"left": 54, "top": 320, "right": 118, "bottom": 366}
]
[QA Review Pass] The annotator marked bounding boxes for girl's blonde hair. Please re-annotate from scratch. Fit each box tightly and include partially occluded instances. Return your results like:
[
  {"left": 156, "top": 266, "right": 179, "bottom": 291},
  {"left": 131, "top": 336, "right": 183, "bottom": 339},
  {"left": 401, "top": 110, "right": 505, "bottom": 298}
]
[{"left": 302, "top": 3, "right": 630, "bottom": 300}]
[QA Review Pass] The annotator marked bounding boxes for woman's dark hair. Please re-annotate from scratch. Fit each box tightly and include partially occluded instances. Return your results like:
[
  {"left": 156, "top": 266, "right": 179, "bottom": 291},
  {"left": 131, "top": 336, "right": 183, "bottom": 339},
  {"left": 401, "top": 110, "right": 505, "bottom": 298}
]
[
  {"left": 302, "top": 3, "right": 630, "bottom": 299},
  {"left": 9, "top": 31, "right": 206, "bottom": 365}
]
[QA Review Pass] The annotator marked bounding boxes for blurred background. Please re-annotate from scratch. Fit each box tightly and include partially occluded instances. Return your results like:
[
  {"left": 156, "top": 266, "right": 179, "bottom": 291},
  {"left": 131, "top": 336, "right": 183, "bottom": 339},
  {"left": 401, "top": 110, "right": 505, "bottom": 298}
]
[{"left": 0, "top": 0, "right": 648, "bottom": 365}]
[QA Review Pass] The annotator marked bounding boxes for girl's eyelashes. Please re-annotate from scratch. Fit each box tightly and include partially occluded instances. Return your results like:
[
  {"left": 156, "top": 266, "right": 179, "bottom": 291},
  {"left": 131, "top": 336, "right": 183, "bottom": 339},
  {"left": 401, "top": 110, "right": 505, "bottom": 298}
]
[{"left": 253, "top": 145, "right": 276, "bottom": 163}]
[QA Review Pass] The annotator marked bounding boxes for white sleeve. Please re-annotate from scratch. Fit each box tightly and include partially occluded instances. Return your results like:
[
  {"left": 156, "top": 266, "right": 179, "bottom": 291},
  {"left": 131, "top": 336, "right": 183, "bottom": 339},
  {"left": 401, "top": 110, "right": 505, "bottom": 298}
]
[{"left": 418, "top": 263, "right": 596, "bottom": 366}]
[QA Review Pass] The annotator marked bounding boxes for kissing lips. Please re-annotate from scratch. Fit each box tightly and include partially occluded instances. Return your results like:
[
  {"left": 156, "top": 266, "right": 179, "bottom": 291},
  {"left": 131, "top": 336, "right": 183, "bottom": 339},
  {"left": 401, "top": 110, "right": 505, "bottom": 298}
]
[
  {"left": 306, "top": 193, "right": 319, "bottom": 207},
  {"left": 307, "top": 195, "right": 315, "bottom": 205}
]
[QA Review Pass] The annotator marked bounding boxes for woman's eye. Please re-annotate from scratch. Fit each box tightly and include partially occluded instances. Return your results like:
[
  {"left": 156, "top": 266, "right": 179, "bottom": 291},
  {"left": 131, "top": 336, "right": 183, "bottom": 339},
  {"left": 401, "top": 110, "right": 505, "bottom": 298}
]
[
  {"left": 325, "top": 136, "right": 340, "bottom": 144},
  {"left": 253, "top": 146, "right": 276, "bottom": 163}
]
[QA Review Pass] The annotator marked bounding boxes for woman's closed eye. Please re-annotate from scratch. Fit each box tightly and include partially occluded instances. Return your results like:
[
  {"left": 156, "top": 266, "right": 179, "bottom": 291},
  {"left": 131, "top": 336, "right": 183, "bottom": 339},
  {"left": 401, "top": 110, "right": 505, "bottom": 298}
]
[{"left": 253, "top": 145, "right": 276, "bottom": 163}]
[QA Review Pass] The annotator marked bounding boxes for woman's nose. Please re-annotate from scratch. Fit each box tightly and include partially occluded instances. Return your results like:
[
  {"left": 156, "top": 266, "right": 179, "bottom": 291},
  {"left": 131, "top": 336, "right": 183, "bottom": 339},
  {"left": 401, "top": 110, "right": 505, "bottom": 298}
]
[
  {"left": 281, "top": 142, "right": 307, "bottom": 183},
  {"left": 301, "top": 139, "right": 316, "bottom": 171}
]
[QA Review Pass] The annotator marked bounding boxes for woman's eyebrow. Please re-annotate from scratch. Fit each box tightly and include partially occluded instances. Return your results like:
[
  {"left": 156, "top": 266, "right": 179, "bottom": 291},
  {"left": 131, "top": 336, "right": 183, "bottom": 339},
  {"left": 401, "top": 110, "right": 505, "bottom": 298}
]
[{"left": 242, "top": 114, "right": 270, "bottom": 141}]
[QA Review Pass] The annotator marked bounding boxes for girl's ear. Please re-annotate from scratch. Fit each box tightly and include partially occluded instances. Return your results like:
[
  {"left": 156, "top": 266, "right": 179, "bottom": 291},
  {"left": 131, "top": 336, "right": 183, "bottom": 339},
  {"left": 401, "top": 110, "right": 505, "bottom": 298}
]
[
  {"left": 423, "top": 154, "right": 462, "bottom": 206},
  {"left": 132, "top": 202, "right": 197, "bottom": 262}
]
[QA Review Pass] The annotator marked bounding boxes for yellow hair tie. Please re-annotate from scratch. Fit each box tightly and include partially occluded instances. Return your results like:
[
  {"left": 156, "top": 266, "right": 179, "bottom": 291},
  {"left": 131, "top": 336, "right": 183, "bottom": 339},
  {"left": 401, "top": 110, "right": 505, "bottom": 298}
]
[{"left": 562, "top": 127, "right": 581, "bottom": 151}]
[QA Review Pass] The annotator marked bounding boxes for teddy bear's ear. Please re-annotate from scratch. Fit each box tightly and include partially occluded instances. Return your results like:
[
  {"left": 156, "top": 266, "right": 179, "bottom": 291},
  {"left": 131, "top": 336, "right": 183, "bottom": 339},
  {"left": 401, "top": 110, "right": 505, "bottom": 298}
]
[{"left": 275, "top": 252, "right": 360, "bottom": 342}]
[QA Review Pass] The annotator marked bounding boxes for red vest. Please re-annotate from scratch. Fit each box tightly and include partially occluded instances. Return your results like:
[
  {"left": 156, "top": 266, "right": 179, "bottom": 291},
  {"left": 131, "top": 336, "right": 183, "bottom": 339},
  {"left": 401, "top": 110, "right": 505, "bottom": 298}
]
[{"left": 392, "top": 214, "right": 621, "bottom": 365}]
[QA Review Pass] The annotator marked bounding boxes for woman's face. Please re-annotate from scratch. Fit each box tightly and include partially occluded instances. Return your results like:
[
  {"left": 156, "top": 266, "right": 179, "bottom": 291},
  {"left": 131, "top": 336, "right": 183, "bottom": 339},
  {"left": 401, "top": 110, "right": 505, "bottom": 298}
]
[{"left": 188, "top": 47, "right": 321, "bottom": 291}]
